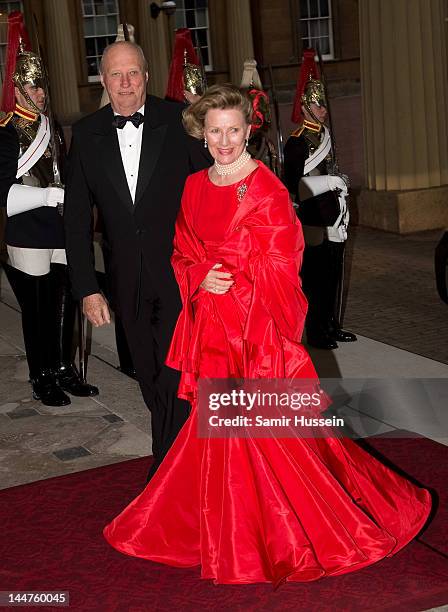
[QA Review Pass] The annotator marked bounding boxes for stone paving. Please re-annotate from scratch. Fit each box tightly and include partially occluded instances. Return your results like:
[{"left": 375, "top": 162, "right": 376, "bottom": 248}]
[
  {"left": 1, "top": 235, "right": 447, "bottom": 610},
  {"left": 0, "top": 349, "right": 150, "bottom": 490},
  {"left": 1, "top": 225, "right": 448, "bottom": 494},
  {"left": 0, "top": 272, "right": 151, "bottom": 490},
  {"left": 343, "top": 226, "right": 448, "bottom": 364}
]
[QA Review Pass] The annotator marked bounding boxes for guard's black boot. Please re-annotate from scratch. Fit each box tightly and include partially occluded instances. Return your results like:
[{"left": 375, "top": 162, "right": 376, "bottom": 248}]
[
  {"left": 331, "top": 328, "right": 357, "bottom": 342},
  {"left": 50, "top": 264, "right": 99, "bottom": 397},
  {"left": 32, "top": 369, "right": 71, "bottom": 406},
  {"left": 117, "top": 365, "right": 138, "bottom": 380},
  {"left": 3, "top": 264, "right": 71, "bottom": 406},
  {"left": 57, "top": 363, "right": 99, "bottom": 396},
  {"left": 306, "top": 332, "right": 338, "bottom": 350},
  {"left": 327, "top": 317, "right": 357, "bottom": 343}
]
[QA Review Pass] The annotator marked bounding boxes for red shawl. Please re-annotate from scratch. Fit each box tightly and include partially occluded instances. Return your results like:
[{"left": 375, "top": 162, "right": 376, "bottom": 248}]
[{"left": 166, "top": 161, "right": 317, "bottom": 401}]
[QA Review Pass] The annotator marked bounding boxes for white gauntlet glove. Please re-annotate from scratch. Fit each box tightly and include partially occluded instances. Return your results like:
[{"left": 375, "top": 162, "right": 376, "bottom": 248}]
[
  {"left": 7, "top": 184, "right": 64, "bottom": 217},
  {"left": 299, "top": 174, "right": 349, "bottom": 201},
  {"left": 43, "top": 186, "right": 64, "bottom": 206},
  {"left": 326, "top": 174, "right": 348, "bottom": 194}
]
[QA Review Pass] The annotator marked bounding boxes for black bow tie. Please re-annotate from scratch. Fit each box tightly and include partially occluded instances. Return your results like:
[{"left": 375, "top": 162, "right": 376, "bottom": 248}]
[{"left": 112, "top": 112, "right": 144, "bottom": 129}]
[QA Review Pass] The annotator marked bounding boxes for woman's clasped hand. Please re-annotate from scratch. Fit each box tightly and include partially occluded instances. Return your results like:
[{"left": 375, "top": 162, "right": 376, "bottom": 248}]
[{"left": 200, "top": 263, "right": 233, "bottom": 294}]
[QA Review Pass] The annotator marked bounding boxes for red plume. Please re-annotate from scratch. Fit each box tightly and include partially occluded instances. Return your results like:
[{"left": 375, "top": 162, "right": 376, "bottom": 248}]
[
  {"left": 248, "top": 88, "right": 270, "bottom": 133},
  {"left": 165, "top": 28, "right": 199, "bottom": 102},
  {"left": 1, "top": 11, "right": 31, "bottom": 112},
  {"left": 291, "top": 48, "right": 320, "bottom": 124}
]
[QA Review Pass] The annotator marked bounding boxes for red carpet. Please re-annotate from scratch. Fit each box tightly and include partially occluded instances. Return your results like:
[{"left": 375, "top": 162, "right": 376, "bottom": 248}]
[{"left": 0, "top": 434, "right": 447, "bottom": 612}]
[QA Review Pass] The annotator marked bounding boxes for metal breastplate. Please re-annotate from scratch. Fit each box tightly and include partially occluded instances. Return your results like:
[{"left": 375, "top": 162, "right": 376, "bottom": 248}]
[{"left": 13, "top": 115, "right": 53, "bottom": 188}]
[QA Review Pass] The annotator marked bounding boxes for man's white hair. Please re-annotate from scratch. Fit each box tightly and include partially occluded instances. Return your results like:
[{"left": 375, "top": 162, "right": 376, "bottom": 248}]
[{"left": 100, "top": 41, "right": 148, "bottom": 75}]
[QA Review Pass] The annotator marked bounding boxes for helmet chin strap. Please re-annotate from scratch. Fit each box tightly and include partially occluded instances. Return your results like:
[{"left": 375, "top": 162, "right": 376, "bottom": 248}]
[
  {"left": 16, "top": 82, "right": 46, "bottom": 115},
  {"left": 303, "top": 102, "right": 324, "bottom": 126}
]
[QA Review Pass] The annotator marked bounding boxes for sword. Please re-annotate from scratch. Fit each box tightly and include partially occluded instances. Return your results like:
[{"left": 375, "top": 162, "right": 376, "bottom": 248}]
[
  {"left": 193, "top": 29, "right": 208, "bottom": 91},
  {"left": 336, "top": 243, "right": 346, "bottom": 324},
  {"left": 49, "top": 120, "right": 64, "bottom": 216},
  {"left": 33, "top": 13, "right": 89, "bottom": 378},
  {"left": 32, "top": 14, "right": 64, "bottom": 215},
  {"left": 77, "top": 302, "right": 86, "bottom": 382},
  {"left": 268, "top": 64, "right": 284, "bottom": 168},
  {"left": 316, "top": 46, "right": 340, "bottom": 177},
  {"left": 316, "top": 46, "right": 348, "bottom": 325}
]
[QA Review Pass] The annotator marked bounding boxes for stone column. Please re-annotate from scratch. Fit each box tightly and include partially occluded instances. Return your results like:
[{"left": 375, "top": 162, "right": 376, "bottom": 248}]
[
  {"left": 358, "top": 0, "right": 448, "bottom": 232},
  {"left": 227, "top": 0, "right": 255, "bottom": 85},
  {"left": 42, "top": 0, "right": 80, "bottom": 123},
  {"left": 137, "top": 1, "right": 170, "bottom": 98}
]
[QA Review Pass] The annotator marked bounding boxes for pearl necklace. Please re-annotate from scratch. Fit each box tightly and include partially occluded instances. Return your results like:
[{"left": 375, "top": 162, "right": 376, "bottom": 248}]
[{"left": 214, "top": 150, "right": 251, "bottom": 176}]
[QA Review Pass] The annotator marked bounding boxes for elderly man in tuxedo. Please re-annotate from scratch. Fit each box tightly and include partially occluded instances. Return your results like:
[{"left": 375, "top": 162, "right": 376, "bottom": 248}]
[{"left": 64, "top": 41, "right": 210, "bottom": 477}]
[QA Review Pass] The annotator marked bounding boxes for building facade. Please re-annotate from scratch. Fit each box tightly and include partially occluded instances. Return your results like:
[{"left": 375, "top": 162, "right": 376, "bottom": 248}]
[
  {"left": 0, "top": 0, "right": 360, "bottom": 119},
  {"left": 1, "top": 0, "right": 448, "bottom": 233}
]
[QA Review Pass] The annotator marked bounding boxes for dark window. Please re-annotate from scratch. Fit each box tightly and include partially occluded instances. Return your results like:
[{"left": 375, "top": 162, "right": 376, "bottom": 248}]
[
  {"left": 81, "top": 0, "right": 119, "bottom": 81},
  {"left": 174, "top": 0, "right": 212, "bottom": 70},
  {"left": 299, "top": 0, "right": 334, "bottom": 59},
  {"left": 0, "top": 1, "right": 25, "bottom": 84}
]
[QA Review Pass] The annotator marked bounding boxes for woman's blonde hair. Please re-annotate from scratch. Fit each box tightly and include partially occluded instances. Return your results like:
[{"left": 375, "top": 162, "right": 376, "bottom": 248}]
[{"left": 182, "top": 84, "right": 253, "bottom": 140}]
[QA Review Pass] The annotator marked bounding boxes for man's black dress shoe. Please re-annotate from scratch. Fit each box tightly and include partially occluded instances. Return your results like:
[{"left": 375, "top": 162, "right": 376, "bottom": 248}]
[
  {"left": 117, "top": 366, "right": 138, "bottom": 380},
  {"left": 306, "top": 334, "right": 338, "bottom": 350},
  {"left": 330, "top": 328, "right": 357, "bottom": 343},
  {"left": 56, "top": 364, "right": 99, "bottom": 397},
  {"left": 32, "top": 371, "right": 71, "bottom": 406}
]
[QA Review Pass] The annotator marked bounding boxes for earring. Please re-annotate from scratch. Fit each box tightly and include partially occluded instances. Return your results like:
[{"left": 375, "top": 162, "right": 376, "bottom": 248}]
[
  {"left": 204, "top": 136, "right": 208, "bottom": 148},
  {"left": 245, "top": 137, "right": 249, "bottom": 147}
]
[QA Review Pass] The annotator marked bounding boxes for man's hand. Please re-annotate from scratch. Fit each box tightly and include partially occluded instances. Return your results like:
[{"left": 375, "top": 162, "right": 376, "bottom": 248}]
[{"left": 83, "top": 293, "right": 111, "bottom": 327}]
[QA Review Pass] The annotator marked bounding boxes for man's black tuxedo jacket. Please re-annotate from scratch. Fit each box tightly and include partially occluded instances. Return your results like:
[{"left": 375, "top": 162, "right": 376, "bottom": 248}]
[{"left": 64, "top": 95, "right": 210, "bottom": 320}]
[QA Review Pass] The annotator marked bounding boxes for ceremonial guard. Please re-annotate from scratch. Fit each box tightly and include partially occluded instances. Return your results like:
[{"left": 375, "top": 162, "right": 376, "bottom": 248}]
[
  {"left": 0, "top": 12, "right": 98, "bottom": 405},
  {"left": 435, "top": 229, "right": 448, "bottom": 305},
  {"left": 283, "top": 48, "right": 357, "bottom": 350},
  {"left": 165, "top": 27, "right": 205, "bottom": 105}
]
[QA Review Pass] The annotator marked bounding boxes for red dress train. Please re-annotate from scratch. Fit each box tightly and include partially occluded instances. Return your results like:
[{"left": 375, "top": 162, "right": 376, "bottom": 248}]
[{"left": 104, "top": 162, "right": 431, "bottom": 585}]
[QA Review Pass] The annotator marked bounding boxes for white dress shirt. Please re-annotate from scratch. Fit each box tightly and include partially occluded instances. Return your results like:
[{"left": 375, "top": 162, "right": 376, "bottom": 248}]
[{"left": 114, "top": 104, "right": 145, "bottom": 203}]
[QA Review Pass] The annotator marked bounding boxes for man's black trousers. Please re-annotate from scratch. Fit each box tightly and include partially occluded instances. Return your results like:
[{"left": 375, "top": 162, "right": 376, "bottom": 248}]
[{"left": 118, "top": 268, "right": 189, "bottom": 477}]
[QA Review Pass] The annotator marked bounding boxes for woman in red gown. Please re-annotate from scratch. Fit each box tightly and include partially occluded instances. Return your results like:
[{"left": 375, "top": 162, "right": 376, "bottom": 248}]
[{"left": 104, "top": 85, "right": 431, "bottom": 585}]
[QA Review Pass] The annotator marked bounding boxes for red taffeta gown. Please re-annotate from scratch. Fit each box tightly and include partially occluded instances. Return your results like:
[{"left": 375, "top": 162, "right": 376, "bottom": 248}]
[{"left": 104, "top": 161, "right": 431, "bottom": 585}]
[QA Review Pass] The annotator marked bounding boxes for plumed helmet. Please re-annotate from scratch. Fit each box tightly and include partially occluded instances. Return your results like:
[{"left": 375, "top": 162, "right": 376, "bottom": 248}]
[
  {"left": 291, "top": 48, "right": 326, "bottom": 124},
  {"left": 1, "top": 11, "right": 46, "bottom": 114},
  {"left": 13, "top": 49, "right": 45, "bottom": 90},
  {"left": 166, "top": 28, "right": 205, "bottom": 102},
  {"left": 302, "top": 77, "right": 326, "bottom": 110},
  {"left": 183, "top": 49, "right": 205, "bottom": 97}
]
